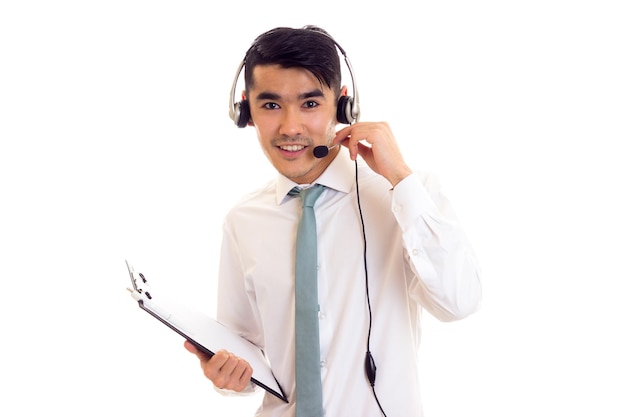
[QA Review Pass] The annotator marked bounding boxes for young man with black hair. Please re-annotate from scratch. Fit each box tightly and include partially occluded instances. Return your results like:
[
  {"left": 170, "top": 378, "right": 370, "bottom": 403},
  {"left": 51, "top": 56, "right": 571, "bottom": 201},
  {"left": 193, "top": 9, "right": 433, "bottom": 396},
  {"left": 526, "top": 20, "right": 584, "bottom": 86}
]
[{"left": 184, "top": 25, "right": 482, "bottom": 417}]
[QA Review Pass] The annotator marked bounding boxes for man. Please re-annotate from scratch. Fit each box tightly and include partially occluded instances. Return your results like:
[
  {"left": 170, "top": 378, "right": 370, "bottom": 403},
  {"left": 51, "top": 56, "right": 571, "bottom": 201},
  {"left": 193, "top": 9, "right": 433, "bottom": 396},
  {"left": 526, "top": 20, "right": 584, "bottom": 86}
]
[{"left": 184, "top": 25, "right": 482, "bottom": 416}]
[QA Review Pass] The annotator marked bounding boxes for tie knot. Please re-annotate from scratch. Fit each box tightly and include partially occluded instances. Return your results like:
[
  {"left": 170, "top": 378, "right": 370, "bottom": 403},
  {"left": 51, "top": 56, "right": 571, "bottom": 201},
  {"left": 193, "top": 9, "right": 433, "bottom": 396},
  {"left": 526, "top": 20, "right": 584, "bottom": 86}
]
[{"left": 290, "top": 184, "right": 325, "bottom": 208}]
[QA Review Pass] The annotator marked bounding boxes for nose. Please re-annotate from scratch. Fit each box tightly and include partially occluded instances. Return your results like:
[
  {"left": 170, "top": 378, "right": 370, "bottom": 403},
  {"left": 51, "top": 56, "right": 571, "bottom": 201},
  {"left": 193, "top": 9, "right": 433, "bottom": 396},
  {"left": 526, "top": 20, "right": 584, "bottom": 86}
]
[{"left": 278, "top": 106, "right": 304, "bottom": 137}]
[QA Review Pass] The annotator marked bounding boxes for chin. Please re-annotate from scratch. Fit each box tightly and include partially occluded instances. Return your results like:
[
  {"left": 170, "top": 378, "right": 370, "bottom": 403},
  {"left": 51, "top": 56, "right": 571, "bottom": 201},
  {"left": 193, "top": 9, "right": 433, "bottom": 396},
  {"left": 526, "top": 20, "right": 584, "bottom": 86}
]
[{"left": 280, "top": 165, "right": 317, "bottom": 184}]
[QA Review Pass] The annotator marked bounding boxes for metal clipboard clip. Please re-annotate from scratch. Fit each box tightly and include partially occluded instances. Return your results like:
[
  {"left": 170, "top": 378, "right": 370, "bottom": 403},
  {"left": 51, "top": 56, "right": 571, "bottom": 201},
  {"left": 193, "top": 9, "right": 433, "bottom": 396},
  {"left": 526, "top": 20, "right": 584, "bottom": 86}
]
[{"left": 125, "top": 260, "right": 153, "bottom": 301}]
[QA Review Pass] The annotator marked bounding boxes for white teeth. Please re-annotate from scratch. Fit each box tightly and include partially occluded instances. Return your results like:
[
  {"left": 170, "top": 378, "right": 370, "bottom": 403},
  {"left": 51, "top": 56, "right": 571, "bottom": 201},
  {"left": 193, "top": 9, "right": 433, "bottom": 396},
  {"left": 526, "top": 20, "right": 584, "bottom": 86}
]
[{"left": 280, "top": 145, "right": 305, "bottom": 152}]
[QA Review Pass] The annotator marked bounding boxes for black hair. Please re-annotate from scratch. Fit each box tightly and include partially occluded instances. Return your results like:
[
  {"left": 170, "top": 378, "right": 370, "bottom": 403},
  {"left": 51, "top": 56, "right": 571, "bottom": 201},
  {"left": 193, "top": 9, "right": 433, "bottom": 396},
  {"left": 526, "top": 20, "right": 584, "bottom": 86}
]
[{"left": 243, "top": 25, "right": 342, "bottom": 97}]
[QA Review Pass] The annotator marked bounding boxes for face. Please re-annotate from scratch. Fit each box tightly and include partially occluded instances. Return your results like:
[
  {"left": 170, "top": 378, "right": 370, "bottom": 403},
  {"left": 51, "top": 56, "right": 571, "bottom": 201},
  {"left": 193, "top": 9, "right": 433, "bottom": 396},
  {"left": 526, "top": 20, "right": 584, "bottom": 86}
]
[{"left": 246, "top": 64, "right": 340, "bottom": 184}]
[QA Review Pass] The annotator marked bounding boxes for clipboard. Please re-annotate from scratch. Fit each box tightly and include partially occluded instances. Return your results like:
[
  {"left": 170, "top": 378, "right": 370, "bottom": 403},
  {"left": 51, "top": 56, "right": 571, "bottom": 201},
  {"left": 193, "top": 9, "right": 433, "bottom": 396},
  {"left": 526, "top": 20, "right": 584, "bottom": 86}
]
[{"left": 125, "top": 260, "right": 288, "bottom": 403}]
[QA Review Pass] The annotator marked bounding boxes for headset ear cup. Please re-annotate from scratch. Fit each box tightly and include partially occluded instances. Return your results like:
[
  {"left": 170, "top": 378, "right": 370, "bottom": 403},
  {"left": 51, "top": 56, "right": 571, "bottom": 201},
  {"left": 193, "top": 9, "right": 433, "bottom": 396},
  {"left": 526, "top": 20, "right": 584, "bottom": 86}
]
[
  {"left": 235, "top": 100, "right": 251, "bottom": 128},
  {"left": 337, "top": 95, "right": 354, "bottom": 124}
]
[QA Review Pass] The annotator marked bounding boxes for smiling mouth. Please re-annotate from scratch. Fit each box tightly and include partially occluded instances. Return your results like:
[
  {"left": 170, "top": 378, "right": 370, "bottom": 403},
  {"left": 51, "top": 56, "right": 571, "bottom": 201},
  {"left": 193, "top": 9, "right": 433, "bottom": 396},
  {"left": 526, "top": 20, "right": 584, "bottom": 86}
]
[{"left": 279, "top": 144, "right": 306, "bottom": 152}]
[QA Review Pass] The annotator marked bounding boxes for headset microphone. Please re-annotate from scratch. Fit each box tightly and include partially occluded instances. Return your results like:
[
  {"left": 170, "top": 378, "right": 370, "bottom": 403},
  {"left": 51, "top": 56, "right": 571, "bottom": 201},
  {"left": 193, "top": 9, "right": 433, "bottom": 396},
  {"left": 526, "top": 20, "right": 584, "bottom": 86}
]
[{"left": 313, "top": 144, "right": 339, "bottom": 158}]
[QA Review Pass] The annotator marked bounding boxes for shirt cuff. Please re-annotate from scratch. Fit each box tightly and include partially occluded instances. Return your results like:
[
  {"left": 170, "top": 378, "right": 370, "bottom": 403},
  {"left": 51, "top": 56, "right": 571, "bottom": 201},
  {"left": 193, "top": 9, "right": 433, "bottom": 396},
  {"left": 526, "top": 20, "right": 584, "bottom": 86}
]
[
  {"left": 213, "top": 381, "right": 259, "bottom": 397},
  {"left": 390, "top": 172, "right": 438, "bottom": 230}
]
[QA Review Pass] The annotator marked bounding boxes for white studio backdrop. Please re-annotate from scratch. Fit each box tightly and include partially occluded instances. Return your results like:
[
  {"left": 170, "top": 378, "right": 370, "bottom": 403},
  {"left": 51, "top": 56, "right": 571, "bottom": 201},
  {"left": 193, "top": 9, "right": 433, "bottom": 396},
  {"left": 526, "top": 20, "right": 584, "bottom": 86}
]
[{"left": 1, "top": 1, "right": 625, "bottom": 416}]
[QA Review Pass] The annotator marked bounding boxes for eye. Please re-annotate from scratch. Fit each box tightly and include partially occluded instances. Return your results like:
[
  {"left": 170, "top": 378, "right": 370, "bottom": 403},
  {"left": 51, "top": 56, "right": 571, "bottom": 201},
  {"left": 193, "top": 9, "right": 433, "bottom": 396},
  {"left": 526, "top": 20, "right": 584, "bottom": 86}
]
[
  {"left": 263, "top": 102, "right": 280, "bottom": 110},
  {"left": 303, "top": 101, "right": 319, "bottom": 109}
]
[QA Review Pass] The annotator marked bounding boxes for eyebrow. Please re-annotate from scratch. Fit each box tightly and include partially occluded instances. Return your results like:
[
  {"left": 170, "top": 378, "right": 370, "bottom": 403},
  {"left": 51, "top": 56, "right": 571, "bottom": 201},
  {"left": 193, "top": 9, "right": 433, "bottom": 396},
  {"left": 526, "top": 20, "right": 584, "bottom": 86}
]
[{"left": 254, "top": 88, "right": 326, "bottom": 102}]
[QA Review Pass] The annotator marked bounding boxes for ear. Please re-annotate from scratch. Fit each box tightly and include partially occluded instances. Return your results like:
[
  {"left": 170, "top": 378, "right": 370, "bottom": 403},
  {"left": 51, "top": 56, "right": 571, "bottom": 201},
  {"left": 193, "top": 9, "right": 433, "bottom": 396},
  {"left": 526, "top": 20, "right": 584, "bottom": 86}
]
[{"left": 340, "top": 85, "right": 348, "bottom": 97}]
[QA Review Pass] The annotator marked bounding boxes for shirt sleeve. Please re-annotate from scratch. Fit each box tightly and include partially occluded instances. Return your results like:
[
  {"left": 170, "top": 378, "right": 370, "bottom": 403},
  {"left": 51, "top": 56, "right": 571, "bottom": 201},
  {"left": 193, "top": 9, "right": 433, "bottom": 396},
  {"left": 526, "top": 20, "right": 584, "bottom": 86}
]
[
  {"left": 212, "top": 220, "right": 263, "bottom": 397},
  {"left": 391, "top": 172, "right": 482, "bottom": 321}
]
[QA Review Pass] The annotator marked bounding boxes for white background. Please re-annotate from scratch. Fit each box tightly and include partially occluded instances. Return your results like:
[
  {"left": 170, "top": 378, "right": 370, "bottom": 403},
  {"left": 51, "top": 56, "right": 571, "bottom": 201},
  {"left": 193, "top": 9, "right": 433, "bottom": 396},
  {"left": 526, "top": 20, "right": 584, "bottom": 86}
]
[{"left": 1, "top": 1, "right": 625, "bottom": 416}]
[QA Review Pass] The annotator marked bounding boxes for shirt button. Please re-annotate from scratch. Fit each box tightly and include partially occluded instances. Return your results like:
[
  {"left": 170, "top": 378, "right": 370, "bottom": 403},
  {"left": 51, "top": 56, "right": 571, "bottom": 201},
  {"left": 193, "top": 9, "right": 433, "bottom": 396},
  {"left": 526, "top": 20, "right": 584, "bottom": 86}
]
[
  {"left": 320, "top": 360, "right": 327, "bottom": 368},
  {"left": 319, "top": 311, "right": 326, "bottom": 320},
  {"left": 412, "top": 248, "right": 420, "bottom": 256}
]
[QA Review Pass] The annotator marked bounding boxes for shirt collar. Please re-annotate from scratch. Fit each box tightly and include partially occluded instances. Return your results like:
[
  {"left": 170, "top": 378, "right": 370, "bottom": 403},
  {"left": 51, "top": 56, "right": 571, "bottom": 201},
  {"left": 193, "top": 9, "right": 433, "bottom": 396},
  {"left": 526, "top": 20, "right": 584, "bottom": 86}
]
[{"left": 276, "top": 147, "right": 356, "bottom": 205}]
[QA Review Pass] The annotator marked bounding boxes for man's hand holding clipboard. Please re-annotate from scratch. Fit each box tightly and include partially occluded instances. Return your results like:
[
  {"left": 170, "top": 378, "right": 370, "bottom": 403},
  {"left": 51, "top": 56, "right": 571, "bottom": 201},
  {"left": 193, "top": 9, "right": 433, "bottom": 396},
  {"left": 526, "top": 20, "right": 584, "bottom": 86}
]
[
  {"left": 183, "top": 340, "right": 253, "bottom": 393},
  {"left": 125, "top": 260, "right": 288, "bottom": 403}
]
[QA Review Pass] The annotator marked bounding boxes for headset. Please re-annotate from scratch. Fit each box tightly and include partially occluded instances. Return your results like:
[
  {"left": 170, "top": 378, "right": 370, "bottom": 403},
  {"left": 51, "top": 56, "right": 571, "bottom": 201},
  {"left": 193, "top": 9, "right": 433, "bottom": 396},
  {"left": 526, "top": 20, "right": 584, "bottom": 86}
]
[{"left": 228, "top": 36, "right": 361, "bottom": 128}]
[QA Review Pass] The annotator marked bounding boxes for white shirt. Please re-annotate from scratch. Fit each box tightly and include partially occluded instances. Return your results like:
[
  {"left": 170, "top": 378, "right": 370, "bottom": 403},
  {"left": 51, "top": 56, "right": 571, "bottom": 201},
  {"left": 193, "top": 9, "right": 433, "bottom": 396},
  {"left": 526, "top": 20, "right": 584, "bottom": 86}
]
[{"left": 217, "top": 148, "right": 482, "bottom": 416}]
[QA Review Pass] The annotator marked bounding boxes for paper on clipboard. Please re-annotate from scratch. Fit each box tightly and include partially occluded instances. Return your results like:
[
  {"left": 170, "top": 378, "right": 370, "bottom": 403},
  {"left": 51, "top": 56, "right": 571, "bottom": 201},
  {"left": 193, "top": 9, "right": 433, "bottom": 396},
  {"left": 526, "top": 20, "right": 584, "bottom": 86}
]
[{"left": 125, "top": 260, "right": 288, "bottom": 403}]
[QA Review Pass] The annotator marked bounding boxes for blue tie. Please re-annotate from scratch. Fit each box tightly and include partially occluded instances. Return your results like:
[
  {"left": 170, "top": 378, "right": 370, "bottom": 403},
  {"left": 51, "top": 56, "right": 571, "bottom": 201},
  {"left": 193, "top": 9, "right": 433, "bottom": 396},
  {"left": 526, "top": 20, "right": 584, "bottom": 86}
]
[{"left": 290, "top": 184, "right": 325, "bottom": 417}]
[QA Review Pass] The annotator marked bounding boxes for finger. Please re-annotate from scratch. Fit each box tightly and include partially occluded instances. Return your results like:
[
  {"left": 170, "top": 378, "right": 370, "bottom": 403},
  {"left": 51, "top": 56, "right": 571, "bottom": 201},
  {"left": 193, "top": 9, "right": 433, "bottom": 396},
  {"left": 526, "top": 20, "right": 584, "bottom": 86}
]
[
  {"left": 217, "top": 351, "right": 239, "bottom": 376},
  {"left": 204, "top": 351, "right": 234, "bottom": 386},
  {"left": 241, "top": 362, "right": 254, "bottom": 387},
  {"left": 209, "top": 350, "right": 232, "bottom": 369},
  {"left": 334, "top": 126, "right": 361, "bottom": 160},
  {"left": 212, "top": 353, "right": 251, "bottom": 390},
  {"left": 356, "top": 141, "right": 373, "bottom": 159},
  {"left": 183, "top": 340, "right": 197, "bottom": 354},
  {"left": 230, "top": 359, "right": 253, "bottom": 391},
  {"left": 332, "top": 124, "right": 352, "bottom": 145},
  {"left": 184, "top": 340, "right": 214, "bottom": 363}
]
